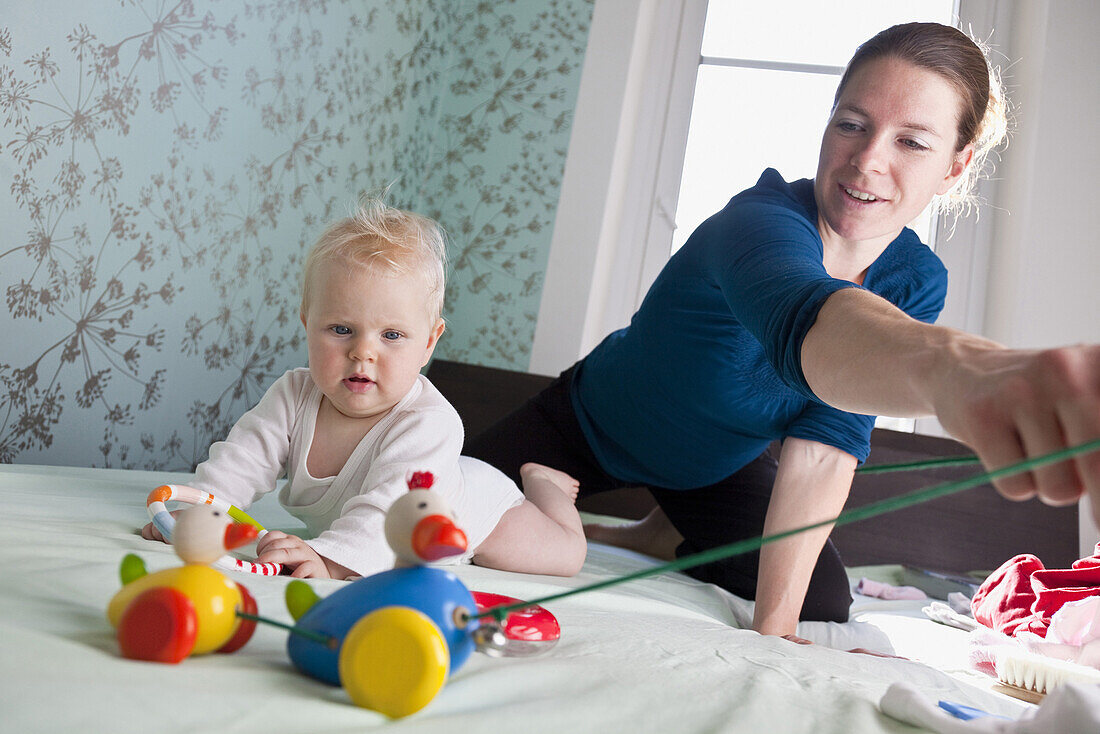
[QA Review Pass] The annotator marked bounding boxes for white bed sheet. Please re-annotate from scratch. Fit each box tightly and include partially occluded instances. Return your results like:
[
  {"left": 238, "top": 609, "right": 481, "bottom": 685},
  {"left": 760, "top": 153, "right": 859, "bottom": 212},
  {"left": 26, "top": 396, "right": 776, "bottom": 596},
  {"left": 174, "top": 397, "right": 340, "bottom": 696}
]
[{"left": 0, "top": 464, "right": 1033, "bottom": 733}]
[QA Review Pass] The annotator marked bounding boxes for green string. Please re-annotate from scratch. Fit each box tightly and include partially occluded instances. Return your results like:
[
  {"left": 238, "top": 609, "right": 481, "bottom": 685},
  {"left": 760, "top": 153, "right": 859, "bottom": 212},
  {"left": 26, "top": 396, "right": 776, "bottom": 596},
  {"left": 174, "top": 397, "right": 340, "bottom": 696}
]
[
  {"left": 237, "top": 610, "right": 338, "bottom": 648},
  {"left": 855, "top": 454, "right": 981, "bottom": 475},
  {"left": 476, "top": 437, "right": 1100, "bottom": 623}
]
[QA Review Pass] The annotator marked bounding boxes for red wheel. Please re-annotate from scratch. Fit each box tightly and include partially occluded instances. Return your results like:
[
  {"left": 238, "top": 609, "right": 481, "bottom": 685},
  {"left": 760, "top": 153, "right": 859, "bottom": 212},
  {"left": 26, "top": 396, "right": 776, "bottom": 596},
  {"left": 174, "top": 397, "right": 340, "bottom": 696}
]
[
  {"left": 472, "top": 592, "right": 561, "bottom": 642},
  {"left": 118, "top": 587, "right": 197, "bottom": 663},
  {"left": 217, "top": 583, "right": 257, "bottom": 654}
]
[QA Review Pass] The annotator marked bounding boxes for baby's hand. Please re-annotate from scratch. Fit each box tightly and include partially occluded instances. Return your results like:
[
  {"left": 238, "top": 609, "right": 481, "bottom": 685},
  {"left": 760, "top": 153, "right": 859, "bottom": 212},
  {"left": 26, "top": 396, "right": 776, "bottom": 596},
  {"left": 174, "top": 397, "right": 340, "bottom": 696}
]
[
  {"left": 140, "top": 510, "right": 182, "bottom": 542},
  {"left": 256, "top": 531, "right": 332, "bottom": 579},
  {"left": 141, "top": 522, "right": 165, "bottom": 542}
]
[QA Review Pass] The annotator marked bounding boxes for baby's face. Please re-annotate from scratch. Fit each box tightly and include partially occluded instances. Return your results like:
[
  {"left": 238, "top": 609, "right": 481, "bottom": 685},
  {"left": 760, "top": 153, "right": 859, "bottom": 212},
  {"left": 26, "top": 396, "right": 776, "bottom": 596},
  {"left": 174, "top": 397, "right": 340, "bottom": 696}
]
[{"left": 301, "top": 260, "right": 444, "bottom": 421}]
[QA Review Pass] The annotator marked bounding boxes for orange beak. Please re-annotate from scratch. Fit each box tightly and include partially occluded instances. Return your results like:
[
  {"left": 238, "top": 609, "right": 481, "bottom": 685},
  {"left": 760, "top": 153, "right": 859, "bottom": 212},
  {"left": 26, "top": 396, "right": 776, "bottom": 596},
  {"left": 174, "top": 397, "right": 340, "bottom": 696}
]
[
  {"left": 223, "top": 522, "right": 259, "bottom": 551},
  {"left": 411, "top": 515, "right": 468, "bottom": 561}
]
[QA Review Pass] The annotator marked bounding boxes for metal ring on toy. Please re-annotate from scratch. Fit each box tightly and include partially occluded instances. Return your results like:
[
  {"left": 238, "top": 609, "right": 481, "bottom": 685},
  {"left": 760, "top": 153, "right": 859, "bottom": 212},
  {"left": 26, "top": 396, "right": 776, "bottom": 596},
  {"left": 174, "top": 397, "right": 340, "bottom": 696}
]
[{"left": 146, "top": 485, "right": 283, "bottom": 576}]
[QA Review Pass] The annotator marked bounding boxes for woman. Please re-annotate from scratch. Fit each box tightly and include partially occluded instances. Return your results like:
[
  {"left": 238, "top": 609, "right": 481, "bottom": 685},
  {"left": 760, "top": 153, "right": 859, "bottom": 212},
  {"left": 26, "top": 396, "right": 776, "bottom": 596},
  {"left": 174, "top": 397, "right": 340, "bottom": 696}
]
[{"left": 467, "top": 23, "right": 1100, "bottom": 638}]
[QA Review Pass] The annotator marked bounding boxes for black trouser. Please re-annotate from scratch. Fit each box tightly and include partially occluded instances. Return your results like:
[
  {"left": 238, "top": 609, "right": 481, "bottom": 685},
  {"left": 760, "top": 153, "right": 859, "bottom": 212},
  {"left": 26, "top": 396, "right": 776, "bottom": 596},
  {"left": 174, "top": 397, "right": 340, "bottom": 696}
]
[{"left": 464, "top": 366, "right": 852, "bottom": 623}]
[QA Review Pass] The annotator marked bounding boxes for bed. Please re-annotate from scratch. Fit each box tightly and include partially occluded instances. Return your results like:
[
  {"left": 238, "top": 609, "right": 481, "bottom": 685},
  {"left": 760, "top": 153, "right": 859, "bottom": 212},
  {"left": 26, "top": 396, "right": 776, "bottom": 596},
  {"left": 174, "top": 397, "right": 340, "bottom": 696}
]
[{"left": 0, "top": 461, "right": 1042, "bottom": 733}]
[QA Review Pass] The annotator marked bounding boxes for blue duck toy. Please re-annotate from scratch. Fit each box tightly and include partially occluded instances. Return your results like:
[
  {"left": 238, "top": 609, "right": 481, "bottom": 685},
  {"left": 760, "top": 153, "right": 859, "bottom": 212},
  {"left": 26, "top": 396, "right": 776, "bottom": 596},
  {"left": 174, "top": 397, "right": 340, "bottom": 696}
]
[{"left": 283, "top": 472, "right": 503, "bottom": 717}]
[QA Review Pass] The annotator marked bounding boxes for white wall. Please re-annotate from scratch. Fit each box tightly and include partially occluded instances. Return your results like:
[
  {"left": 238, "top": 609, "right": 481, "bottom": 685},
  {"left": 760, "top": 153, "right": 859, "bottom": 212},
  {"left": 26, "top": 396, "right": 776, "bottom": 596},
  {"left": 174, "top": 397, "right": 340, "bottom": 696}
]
[
  {"left": 984, "top": 1, "right": 1100, "bottom": 349},
  {"left": 977, "top": 0, "right": 1100, "bottom": 554}
]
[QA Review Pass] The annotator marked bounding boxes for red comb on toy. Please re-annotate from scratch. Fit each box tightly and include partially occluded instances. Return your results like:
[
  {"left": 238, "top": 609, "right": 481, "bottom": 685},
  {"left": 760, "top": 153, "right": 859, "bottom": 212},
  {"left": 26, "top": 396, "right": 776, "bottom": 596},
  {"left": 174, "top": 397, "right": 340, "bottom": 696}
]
[{"left": 407, "top": 471, "right": 434, "bottom": 490}]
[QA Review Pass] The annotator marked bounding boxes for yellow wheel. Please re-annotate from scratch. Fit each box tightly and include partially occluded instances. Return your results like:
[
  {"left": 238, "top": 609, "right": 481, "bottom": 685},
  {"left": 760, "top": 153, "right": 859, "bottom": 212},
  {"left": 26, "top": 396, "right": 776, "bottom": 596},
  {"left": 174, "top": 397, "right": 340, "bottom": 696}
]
[{"left": 338, "top": 606, "right": 449, "bottom": 718}]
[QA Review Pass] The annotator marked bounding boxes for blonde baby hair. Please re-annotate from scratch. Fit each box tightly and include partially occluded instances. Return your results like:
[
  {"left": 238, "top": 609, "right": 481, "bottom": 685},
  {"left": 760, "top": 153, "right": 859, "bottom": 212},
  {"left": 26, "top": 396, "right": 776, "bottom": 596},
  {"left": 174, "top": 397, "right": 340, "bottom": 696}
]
[{"left": 300, "top": 197, "right": 447, "bottom": 324}]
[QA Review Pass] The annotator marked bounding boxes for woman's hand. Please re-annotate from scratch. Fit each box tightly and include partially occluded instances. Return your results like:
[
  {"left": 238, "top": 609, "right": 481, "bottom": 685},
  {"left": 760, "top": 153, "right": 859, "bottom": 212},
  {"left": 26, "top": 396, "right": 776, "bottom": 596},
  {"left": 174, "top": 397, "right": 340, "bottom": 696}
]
[
  {"left": 779, "top": 633, "right": 904, "bottom": 659},
  {"left": 781, "top": 633, "right": 813, "bottom": 645},
  {"left": 934, "top": 344, "right": 1100, "bottom": 526}
]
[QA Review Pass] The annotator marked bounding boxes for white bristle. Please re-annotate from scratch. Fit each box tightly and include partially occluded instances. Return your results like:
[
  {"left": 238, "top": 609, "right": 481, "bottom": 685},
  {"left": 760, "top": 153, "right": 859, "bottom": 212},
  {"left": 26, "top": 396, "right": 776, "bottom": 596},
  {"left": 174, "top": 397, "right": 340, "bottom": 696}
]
[{"left": 995, "top": 647, "right": 1100, "bottom": 695}]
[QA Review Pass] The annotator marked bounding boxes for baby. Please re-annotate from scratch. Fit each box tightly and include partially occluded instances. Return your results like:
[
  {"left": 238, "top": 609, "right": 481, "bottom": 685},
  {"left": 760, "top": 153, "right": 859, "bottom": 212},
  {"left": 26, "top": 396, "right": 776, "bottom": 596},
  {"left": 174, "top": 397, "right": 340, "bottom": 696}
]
[{"left": 143, "top": 200, "right": 586, "bottom": 579}]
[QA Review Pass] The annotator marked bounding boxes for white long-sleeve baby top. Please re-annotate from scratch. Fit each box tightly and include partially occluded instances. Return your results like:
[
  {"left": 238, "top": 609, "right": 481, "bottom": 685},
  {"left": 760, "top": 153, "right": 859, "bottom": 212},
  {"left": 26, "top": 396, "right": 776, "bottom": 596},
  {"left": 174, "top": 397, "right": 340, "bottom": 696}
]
[{"left": 191, "top": 368, "right": 523, "bottom": 576}]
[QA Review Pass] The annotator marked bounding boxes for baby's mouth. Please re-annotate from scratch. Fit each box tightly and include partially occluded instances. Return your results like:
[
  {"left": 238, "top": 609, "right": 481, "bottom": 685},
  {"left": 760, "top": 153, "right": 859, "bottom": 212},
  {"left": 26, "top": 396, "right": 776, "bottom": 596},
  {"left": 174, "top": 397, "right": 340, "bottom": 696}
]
[{"left": 343, "top": 375, "right": 375, "bottom": 392}]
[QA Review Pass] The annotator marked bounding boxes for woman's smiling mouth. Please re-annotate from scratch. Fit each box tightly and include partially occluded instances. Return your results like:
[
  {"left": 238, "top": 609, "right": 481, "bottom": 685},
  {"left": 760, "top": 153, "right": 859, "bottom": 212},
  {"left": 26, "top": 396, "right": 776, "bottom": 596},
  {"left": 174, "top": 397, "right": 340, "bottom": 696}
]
[{"left": 843, "top": 185, "right": 880, "bottom": 202}]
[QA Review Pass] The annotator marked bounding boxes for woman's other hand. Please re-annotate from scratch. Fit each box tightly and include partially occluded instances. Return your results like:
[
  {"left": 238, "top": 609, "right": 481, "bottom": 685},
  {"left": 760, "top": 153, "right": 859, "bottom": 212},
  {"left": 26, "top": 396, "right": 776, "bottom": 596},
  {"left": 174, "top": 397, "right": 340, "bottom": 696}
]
[{"left": 779, "top": 633, "right": 905, "bottom": 659}]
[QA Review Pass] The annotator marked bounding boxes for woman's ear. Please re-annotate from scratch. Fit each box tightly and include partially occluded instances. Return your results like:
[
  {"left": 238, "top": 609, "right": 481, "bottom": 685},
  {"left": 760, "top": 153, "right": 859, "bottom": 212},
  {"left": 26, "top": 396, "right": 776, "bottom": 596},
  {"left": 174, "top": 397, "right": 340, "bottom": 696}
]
[{"left": 938, "top": 143, "right": 975, "bottom": 195}]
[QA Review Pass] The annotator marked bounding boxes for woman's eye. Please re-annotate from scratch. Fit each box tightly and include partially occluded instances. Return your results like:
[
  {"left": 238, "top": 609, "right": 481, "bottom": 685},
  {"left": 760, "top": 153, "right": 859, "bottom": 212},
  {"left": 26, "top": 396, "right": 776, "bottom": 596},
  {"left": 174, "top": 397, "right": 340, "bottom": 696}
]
[
  {"left": 900, "top": 138, "right": 928, "bottom": 151},
  {"left": 331, "top": 325, "right": 351, "bottom": 335},
  {"left": 837, "top": 121, "right": 862, "bottom": 132}
]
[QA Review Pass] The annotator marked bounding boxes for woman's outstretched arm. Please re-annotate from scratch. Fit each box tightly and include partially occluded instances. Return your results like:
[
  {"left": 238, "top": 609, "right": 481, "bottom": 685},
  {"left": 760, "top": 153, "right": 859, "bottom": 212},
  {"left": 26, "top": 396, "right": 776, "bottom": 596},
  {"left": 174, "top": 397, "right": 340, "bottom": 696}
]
[{"left": 801, "top": 287, "right": 1100, "bottom": 524}]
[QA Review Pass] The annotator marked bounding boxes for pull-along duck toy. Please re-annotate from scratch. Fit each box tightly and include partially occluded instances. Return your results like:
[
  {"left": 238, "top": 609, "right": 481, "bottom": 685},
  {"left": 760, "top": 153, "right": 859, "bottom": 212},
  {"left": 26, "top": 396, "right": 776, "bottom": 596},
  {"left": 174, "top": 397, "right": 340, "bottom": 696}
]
[
  {"left": 107, "top": 504, "right": 259, "bottom": 663},
  {"left": 114, "top": 471, "right": 560, "bottom": 717},
  {"left": 280, "top": 471, "right": 513, "bottom": 718}
]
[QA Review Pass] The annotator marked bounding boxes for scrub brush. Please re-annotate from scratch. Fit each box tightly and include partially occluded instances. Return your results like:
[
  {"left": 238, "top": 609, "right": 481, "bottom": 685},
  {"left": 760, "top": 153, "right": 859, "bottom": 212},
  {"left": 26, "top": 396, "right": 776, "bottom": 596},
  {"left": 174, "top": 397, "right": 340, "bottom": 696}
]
[{"left": 994, "top": 647, "right": 1100, "bottom": 703}]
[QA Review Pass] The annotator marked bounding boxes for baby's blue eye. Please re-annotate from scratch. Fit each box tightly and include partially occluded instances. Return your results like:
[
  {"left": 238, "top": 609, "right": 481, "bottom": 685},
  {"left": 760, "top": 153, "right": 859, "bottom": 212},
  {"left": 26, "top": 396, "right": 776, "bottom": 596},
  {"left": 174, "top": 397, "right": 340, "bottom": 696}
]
[
  {"left": 331, "top": 325, "right": 351, "bottom": 335},
  {"left": 382, "top": 330, "right": 402, "bottom": 341}
]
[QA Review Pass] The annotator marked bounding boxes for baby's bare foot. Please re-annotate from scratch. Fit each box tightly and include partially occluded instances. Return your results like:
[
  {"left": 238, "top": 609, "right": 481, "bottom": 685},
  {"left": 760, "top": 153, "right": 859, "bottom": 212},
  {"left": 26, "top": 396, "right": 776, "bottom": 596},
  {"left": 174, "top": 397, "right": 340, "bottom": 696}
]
[{"left": 520, "top": 462, "right": 580, "bottom": 500}]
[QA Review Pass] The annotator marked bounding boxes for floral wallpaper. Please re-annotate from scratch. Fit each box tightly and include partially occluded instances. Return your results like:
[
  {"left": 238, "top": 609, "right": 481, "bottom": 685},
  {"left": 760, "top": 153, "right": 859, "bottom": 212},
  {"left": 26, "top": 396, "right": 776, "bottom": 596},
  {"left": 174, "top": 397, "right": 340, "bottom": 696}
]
[{"left": 0, "top": 0, "right": 592, "bottom": 469}]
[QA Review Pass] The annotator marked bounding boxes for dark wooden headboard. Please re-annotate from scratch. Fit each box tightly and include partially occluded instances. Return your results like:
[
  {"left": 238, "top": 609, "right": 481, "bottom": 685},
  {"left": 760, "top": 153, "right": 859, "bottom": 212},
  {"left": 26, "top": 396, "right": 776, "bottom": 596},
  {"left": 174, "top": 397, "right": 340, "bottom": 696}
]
[{"left": 427, "top": 358, "right": 1079, "bottom": 574}]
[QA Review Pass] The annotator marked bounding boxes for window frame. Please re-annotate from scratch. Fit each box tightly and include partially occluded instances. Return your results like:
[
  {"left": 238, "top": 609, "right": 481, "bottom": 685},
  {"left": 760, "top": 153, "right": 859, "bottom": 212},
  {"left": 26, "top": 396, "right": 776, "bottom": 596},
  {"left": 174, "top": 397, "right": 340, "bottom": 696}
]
[{"left": 530, "top": 0, "right": 709, "bottom": 376}]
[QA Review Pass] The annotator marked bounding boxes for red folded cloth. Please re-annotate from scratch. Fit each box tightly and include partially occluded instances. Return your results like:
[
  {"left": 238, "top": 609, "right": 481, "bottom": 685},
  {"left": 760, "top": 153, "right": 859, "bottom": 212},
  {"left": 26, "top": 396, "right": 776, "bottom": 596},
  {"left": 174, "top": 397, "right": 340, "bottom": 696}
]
[{"left": 972, "top": 543, "right": 1100, "bottom": 638}]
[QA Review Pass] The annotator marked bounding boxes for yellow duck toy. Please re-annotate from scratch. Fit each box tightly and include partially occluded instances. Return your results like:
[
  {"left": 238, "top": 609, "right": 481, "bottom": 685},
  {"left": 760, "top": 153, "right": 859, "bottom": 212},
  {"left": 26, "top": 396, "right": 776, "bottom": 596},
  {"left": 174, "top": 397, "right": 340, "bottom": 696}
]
[{"left": 108, "top": 504, "right": 259, "bottom": 663}]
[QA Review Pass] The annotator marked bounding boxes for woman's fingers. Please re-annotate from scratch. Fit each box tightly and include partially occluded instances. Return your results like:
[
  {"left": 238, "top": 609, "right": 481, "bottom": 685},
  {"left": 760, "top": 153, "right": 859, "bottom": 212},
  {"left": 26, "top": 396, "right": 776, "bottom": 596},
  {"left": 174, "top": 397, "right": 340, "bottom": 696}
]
[
  {"left": 947, "top": 346, "right": 1100, "bottom": 520},
  {"left": 780, "top": 634, "right": 813, "bottom": 645},
  {"left": 1007, "top": 349, "right": 1100, "bottom": 506},
  {"left": 847, "top": 647, "right": 906, "bottom": 659},
  {"left": 1009, "top": 362, "right": 1077, "bottom": 504},
  {"left": 1050, "top": 349, "right": 1100, "bottom": 526}
]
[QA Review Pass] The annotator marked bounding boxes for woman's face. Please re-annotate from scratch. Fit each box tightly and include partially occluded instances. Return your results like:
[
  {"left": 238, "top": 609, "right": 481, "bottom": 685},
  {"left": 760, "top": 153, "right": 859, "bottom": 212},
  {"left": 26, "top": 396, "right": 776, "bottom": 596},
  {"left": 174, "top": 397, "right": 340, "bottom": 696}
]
[{"left": 814, "top": 56, "right": 974, "bottom": 253}]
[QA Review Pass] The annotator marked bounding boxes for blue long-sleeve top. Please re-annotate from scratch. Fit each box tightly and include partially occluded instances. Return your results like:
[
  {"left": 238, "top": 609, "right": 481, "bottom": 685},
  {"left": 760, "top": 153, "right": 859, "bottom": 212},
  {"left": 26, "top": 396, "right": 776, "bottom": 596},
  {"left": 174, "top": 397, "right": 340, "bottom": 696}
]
[{"left": 571, "top": 169, "right": 948, "bottom": 489}]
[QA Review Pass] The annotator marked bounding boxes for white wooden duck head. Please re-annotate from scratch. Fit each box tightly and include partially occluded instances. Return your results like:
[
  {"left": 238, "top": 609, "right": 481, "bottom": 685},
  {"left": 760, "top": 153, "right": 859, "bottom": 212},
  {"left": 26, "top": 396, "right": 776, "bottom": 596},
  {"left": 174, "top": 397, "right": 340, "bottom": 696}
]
[
  {"left": 173, "top": 505, "right": 258, "bottom": 565},
  {"left": 384, "top": 483, "right": 468, "bottom": 566}
]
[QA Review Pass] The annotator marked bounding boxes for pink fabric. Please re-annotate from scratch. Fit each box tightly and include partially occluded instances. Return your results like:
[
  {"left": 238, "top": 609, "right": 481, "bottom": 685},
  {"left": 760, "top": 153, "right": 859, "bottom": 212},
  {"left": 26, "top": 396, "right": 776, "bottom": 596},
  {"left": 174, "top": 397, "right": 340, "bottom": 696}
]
[
  {"left": 972, "top": 543, "right": 1100, "bottom": 639},
  {"left": 1019, "top": 597, "right": 1100, "bottom": 669},
  {"left": 855, "top": 577, "right": 927, "bottom": 601}
]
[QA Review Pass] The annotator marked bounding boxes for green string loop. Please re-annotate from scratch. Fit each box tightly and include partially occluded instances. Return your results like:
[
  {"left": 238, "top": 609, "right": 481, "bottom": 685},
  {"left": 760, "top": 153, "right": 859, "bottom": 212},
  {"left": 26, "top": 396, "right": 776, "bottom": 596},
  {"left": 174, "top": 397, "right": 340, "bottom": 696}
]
[
  {"left": 855, "top": 454, "right": 981, "bottom": 475},
  {"left": 475, "top": 437, "right": 1100, "bottom": 622}
]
